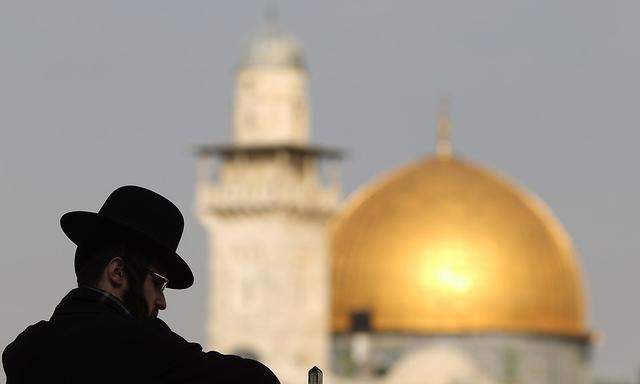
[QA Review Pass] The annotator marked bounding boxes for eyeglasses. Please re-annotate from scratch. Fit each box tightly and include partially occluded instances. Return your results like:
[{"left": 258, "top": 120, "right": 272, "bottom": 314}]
[{"left": 147, "top": 268, "right": 169, "bottom": 292}]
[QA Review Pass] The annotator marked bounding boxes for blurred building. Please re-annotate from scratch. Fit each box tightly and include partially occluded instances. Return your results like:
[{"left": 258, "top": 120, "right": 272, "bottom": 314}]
[{"left": 195, "top": 18, "right": 592, "bottom": 384}]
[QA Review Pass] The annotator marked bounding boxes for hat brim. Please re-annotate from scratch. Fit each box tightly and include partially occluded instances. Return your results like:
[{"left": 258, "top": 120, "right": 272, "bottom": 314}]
[{"left": 61, "top": 211, "right": 194, "bottom": 290}]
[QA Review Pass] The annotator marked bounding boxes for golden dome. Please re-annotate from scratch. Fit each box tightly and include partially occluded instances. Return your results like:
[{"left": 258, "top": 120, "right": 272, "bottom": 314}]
[{"left": 331, "top": 155, "right": 588, "bottom": 339}]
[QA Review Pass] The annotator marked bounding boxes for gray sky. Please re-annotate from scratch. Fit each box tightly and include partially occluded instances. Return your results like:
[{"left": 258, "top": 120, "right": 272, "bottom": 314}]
[{"left": 1, "top": 0, "right": 638, "bottom": 381}]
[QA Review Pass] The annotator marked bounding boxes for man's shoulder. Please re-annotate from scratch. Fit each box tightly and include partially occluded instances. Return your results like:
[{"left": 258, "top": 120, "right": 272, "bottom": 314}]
[
  {"left": 3, "top": 320, "right": 49, "bottom": 355},
  {"left": 2, "top": 320, "right": 53, "bottom": 377},
  {"left": 12, "top": 320, "right": 49, "bottom": 339}
]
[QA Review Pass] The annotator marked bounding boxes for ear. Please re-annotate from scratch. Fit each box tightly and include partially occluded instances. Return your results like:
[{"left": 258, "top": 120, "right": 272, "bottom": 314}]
[{"left": 105, "top": 257, "right": 127, "bottom": 288}]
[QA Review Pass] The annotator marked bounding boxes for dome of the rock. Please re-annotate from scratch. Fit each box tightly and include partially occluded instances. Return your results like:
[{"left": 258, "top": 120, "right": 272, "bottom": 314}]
[{"left": 331, "top": 155, "right": 588, "bottom": 338}]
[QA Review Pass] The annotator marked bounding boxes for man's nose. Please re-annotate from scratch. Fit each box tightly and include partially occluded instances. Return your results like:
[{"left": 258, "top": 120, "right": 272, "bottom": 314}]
[{"left": 157, "top": 292, "right": 167, "bottom": 311}]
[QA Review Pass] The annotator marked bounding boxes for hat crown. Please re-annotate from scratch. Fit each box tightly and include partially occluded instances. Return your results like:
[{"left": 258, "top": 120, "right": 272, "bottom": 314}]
[{"left": 98, "top": 186, "right": 184, "bottom": 251}]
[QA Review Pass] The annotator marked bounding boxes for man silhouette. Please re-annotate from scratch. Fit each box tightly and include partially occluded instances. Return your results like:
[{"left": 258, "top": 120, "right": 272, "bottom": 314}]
[{"left": 2, "top": 185, "right": 280, "bottom": 384}]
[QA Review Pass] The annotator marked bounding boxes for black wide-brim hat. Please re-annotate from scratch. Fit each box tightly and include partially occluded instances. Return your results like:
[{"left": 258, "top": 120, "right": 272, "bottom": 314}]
[{"left": 61, "top": 185, "right": 194, "bottom": 289}]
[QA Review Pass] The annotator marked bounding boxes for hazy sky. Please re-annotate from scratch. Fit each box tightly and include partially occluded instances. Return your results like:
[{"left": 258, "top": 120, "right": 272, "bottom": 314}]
[{"left": 1, "top": 1, "right": 639, "bottom": 381}]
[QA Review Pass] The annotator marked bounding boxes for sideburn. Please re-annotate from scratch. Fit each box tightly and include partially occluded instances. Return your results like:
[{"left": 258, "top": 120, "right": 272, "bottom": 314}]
[{"left": 121, "top": 253, "right": 150, "bottom": 319}]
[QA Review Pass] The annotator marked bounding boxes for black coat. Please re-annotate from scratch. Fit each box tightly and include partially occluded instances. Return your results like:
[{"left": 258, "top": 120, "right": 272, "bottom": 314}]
[{"left": 2, "top": 288, "right": 280, "bottom": 384}]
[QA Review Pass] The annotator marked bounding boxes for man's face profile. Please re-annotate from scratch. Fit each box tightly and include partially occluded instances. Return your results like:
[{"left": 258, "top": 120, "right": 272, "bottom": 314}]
[{"left": 142, "top": 265, "right": 168, "bottom": 318}]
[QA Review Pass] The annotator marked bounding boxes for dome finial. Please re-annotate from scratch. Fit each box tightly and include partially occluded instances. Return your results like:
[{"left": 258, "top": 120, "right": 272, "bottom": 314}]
[{"left": 436, "top": 97, "right": 453, "bottom": 157}]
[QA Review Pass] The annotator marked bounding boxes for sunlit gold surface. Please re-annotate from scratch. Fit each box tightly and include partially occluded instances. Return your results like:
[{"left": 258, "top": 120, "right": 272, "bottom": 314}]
[{"left": 331, "top": 156, "right": 588, "bottom": 338}]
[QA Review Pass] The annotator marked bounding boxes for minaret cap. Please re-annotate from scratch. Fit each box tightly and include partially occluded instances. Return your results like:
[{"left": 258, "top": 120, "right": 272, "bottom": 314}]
[
  {"left": 239, "top": 8, "right": 305, "bottom": 69},
  {"left": 436, "top": 98, "right": 453, "bottom": 157}
]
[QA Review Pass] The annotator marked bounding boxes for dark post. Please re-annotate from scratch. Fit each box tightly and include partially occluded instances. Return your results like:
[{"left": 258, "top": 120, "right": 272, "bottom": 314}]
[{"left": 308, "top": 366, "right": 323, "bottom": 384}]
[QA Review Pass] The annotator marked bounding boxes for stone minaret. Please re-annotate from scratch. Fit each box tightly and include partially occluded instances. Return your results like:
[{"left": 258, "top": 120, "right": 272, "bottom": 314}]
[{"left": 195, "top": 18, "right": 341, "bottom": 383}]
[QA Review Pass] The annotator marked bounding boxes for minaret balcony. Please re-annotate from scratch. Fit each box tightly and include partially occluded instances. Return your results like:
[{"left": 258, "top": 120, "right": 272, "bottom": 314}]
[{"left": 196, "top": 181, "right": 340, "bottom": 215}]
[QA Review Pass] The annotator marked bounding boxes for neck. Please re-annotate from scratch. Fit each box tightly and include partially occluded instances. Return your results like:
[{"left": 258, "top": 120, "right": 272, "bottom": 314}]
[
  {"left": 93, "top": 281, "right": 125, "bottom": 303},
  {"left": 79, "top": 286, "right": 134, "bottom": 318}
]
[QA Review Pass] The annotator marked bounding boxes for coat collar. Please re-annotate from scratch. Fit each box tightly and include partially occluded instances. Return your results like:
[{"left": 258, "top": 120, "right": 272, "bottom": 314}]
[{"left": 51, "top": 287, "right": 133, "bottom": 319}]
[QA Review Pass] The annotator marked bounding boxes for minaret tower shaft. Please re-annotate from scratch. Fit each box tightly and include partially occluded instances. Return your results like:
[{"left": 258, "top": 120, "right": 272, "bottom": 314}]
[{"left": 194, "top": 18, "right": 341, "bottom": 383}]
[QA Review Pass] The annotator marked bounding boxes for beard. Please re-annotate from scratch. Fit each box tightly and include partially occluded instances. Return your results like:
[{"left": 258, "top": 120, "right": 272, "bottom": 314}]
[{"left": 122, "top": 282, "right": 150, "bottom": 319}]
